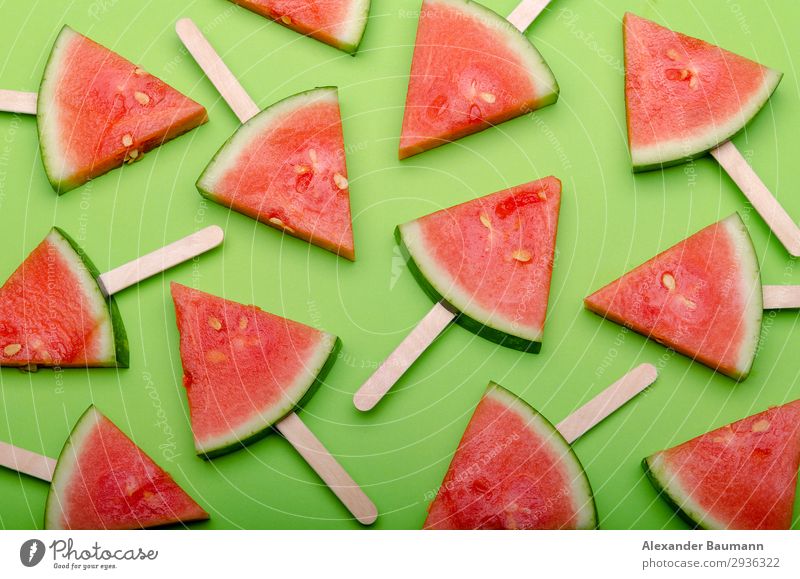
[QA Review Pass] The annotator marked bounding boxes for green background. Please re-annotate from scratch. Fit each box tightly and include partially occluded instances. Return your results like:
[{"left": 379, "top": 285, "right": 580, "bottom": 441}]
[{"left": 0, "top": 0, "right": 799, "bottom": 530}]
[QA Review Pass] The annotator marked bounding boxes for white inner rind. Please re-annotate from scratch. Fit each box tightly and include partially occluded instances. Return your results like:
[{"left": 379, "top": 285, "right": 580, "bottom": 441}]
[
  {"left": 646, "top": 453, "right": 727, "bottom": 530},
  {"left": 195, "top": 332, "right": 337, "bottom": 455},
  {"left": 198, "top": 87, "right": 338, "bottom": 193},
  {"left": 486, "top": 384, "right": 596, "bottom": 529},
  {"left": 44, "top": 407, "right": 103, "bottom": 529},
  {"left": 48, "top": 229, "right": 115, "bottom": 364},
  {"left": 37, "top": 27, "right": 79, "bottom": 187},
  {"left": 631, "top": 68, "right": 782, "bottom": 168},
  {"left": 720, "top": 215, "right": 762, "bottom": 378},
  {"left": 429, "top": 0, "right": 558, "bottom": 105},
  {"left": 399, "top": 220, "right": 543, "bottom": 344},
  {"left": 338, "top": 0, "right": 370, "bottom": 49}
]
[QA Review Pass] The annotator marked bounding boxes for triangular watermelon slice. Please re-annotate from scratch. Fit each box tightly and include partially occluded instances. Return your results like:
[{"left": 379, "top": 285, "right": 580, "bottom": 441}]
[
  {"left": 197, "top": 87, "right": 356, "bottom": 260},
  {"left": 585, "top": 214, "right": 762, "bottom": 380},
  {"left": 45, "top": 406, "right": 209, "bottom": 530},
  {"left": 37, "top": 26, "right": 208, "bottom": 193},
  {"left": 425, "top": 383, "right": 596, "bottom": 530},
  {"left": 229, "top": 0, "right": 371, "bottom": 53},
  {"left": 624, "top": 13, "right": 782, "bottom": 171},
  {"left": 171, "top": 283, "right": 340, "bottom": 458},
  {"left": 644, "top": 400, "right": 800, "bottom": 529},
  {"left": 398, "top": 0, "right": 558, "bottom": 159},
  {"left": 0, "top": 228, "right": 128, "bottom": 368},
  {"left": 397, "top": 176, "right": 561, "bottom": 352}
]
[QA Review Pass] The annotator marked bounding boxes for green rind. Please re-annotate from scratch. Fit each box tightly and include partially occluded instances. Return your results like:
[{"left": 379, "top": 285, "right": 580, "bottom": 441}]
[
  {"left": 54, "top": 227, "right": 129, "bottom": 368},
  {"left": 43, "top": 405, "right": 98, "bottom": 529},
  {"left": 198, "top": 337, "right": 342, "bottom": 459},
  {"left": 196, "top": 86, "right": 337, "bottom": 204},
  {"left": 395, "top": 226, "right": 541, "bottom": 353},
  {"left": 642, "top": 456, "right": 708, "bottom": 530},
  {"left": 37, "top": 26, "right": 78, "bottom": 194},
  {"left": 485, "top": 382, "right": 598, "bottom": 529}
]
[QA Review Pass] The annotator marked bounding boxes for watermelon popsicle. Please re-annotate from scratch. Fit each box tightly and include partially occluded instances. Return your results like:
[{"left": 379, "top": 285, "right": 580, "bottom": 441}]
[
  {"left": 175, "top": 18, "right": 356, "bottom": 260},
  {"left": 584, "top": 214, "right": 800, "bottom": 381},
  {"left": 425, "top": 364, "right": 658, "bottom": 529},
  {"left": 398, "top": 0, "right": 559, "bottom": 159},
  {"left": 170, "top": 284, "right": 377, "bottom": 526},
  {"left": 0, "top": 226, "right": 223, "bottom": 368},
  {"left": 354, "top": 176, "right": 561, "bottom": 411},
  {"left": 0, "top": 26, "right": 207, "bottom": 194},
  {"left": 624, "top": 13, "right": 800, "bottom": 256},
  {"left": 0, "top": 406, "right": 209, "bottom": 530},
  {"left": 643, "top": 400, "right": 800, "bottom": 529},
  {"left": 226, "top": 0, "right": 371, "bottom": 54}
]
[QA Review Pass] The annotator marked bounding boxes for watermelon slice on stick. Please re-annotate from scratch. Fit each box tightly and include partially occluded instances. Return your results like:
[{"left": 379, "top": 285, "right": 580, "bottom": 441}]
[
  {"left": 0, "top": 225, "right": 223, "bottom": 368},
  {"left": 624, "top": 13, "right": 800, "bottom": 256},
  {"left": 585, "top": 213, "right": 800, "bottom": 381},
  {"left": 644, "top": 400, "right": 800, "bottom": 529},
  {"left": 227, "top": 0, "right": 371, "bottom": 54},
  {"left": 171, "top": 284, "right": 377, "bottom": 525},
  {"left": 425, "top": 364, "right": 658, "bottom": 529},
  {"left": 354, "top": 176, "right": 561, "bottom": 411},
  {"left": 0, "top": 26, "right": 207, "bottom": 193},
  {"left": 176, "top": 19, "right": 356, "bottom": 260},
  {"left": 0, "top": 406, "right": 209, "bottom": 529},
  {"left": 398, "top": 0, "right": 559, "bottom": 159}
]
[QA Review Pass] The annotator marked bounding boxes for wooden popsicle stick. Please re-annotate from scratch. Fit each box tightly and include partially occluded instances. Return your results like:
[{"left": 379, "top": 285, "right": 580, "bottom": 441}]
[
  {"left": 710, "top": 141, "right": 800, "bottom": 257},
  {"left": 762, "top": 285, "right": 800, "bottom": 310},
  {"left": 507, "top": 0, "right": 554, "bottom": 32},
  {"left": 0, "top": 442, "right": 55, "bottom": 482},
  {"left": 0, "top": 90, "right": 37, "bottom": 115},
  {"left": 556, "top": 363, "right": 658, "bottom": 444},
  {"left": 353, "top": 301, "right": 457, "bottom": 412},
  {"left": 175, "top": 18, "right": 260, "bottom": 124},
  {"left": 97, "top": 225, "right": 224, "bottom": 296},
  {"left": 275, "top": 412, "right": 378, "bottom": 525}
]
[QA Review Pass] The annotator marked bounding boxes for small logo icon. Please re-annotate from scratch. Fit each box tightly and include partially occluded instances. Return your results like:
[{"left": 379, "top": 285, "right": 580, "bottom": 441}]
[{"left": 20, "top": 539, "right": 45, "bottom": 567}]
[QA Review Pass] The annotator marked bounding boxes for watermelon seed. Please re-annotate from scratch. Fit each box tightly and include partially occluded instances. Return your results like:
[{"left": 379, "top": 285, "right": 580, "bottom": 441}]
[
  {"left": 333, "top": 173, "right": 348, "bottom": 190},
  {"left": 125, "top": 149, "right": 139, "bottom": 164},
  {"left": 281, "top": 15, "right": 292, "bottom": 24},
  {"left": 134, "top": 67, "right": 147, "bottom": 76},
  {"left": 469, "top": 104, "right": 482, "bottom": 122},
  {"left": 480, "top": 92, "right": 496, "bottom": 104},
  {"left": 207, "top": 317, "right": 222, "bottom": 331},
  {"left": 512, "top": 249, "right": 532, "bottom": 263},
  {"left": 661, "top": 273, "right": 676, "bottom": 291},
  {"left": 429, "top": 95, "right": 448, "bottom": 118},
  {"left": 538, "top": 191, "right": 548, "bottom": 201},
  {"left": 3, "top": 343, "right": 21, "bottom": 356},
  {"left": 122, "top": 134, "right": 133, "bottom": 147},
  {"left": 206, "top": 350, "right": 226, "bottom": 363},
  {"left": 269, "top": 217, "right": 296, "bottom": 234},
  {"left": 309, "top": 149, "right": 318, "bottom": 164},
  {"left": 239, "top": 317, "right": 248, "bottom": 330},
  {"left": 666, "top": 49, "right": 680, "bottom": 61},
  {"left": 751, "top": 419, "right": 770, "bottom": 433},
  {"left": 294, "top": 165, "right": 310, "bottom": 174},
  {"left": 688, "top": 75, "right": 699, "bottom": 89},
  {"left": 479, "top": 212, "right": 493, "bottom": 230},
  {"left": 134, "top": 91, "right": 150, "bottom": 105}
]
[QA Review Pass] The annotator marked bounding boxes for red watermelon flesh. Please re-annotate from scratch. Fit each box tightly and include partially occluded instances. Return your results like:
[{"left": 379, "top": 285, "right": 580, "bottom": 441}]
[
  {"left": 645, "top": 400, "right": 800, "bottom": 530},
  {"left": 424, "top": 383, "right": 596, "bottom": 530},
  {"left": 197, "top": 87, "right": 355, "bottom": 260},
  {"left": 399, "top": 0, "right": 558, "bottom": 159},
  {"left": 624, "top": 13, "right": 782, "bottom": 171},
  {"left": 45, "top": 407, "right": 208, "bottom": 530},
  {"left": 398, "top": 176, "right": 561, "bottom": 352},
  {"left": 584, "top": 214, "right": 762, "bottom": 380},
  {"left": 229, "top": 0, "right": 370, "bottom": 53},
  {"left": 171, "top": 283, "right": 339, "bottom": 457},
  {"left": 0, "top": 228, "right": 127, "bottom": 368},
  {"left": 37, "top": 26, "right": 208, "bottom": 193}
]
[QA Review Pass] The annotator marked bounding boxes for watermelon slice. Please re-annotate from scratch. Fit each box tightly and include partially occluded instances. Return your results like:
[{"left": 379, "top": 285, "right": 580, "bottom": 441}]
[
  {"left": 398, "top": 0, "right": 558, "bottom": 159},
  {"left": 584, "top": 214, "right": 762, "bottom": 380},
  {"left": 624, "top": 13, "right": 782, "bottom": 171},
  {"left": 424, "top": 383, "right": 596, "bottom": 530},
  {"left": 397, "top": 176, "right": 561, "bottom": 352},
  {"left": 37, "top": 26, "right": 208, "bottom": 193},
  {"left": 644, "top": 400, "right": 800, "bottom": 530},
  {"left": 229, "top": 0, "right": 371, "bottom": 53},
  {"left": 44, "top": 406, "right": 208, "bottom": 530},
  {"left": 197, "top": 87, "right": 355, "bottom": 260},
  {"left": 0, "top": 228, "right": 128, "bottom": 368},
  {"left": 171, "top": 283, "right": 340, "bottom": 457}
]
